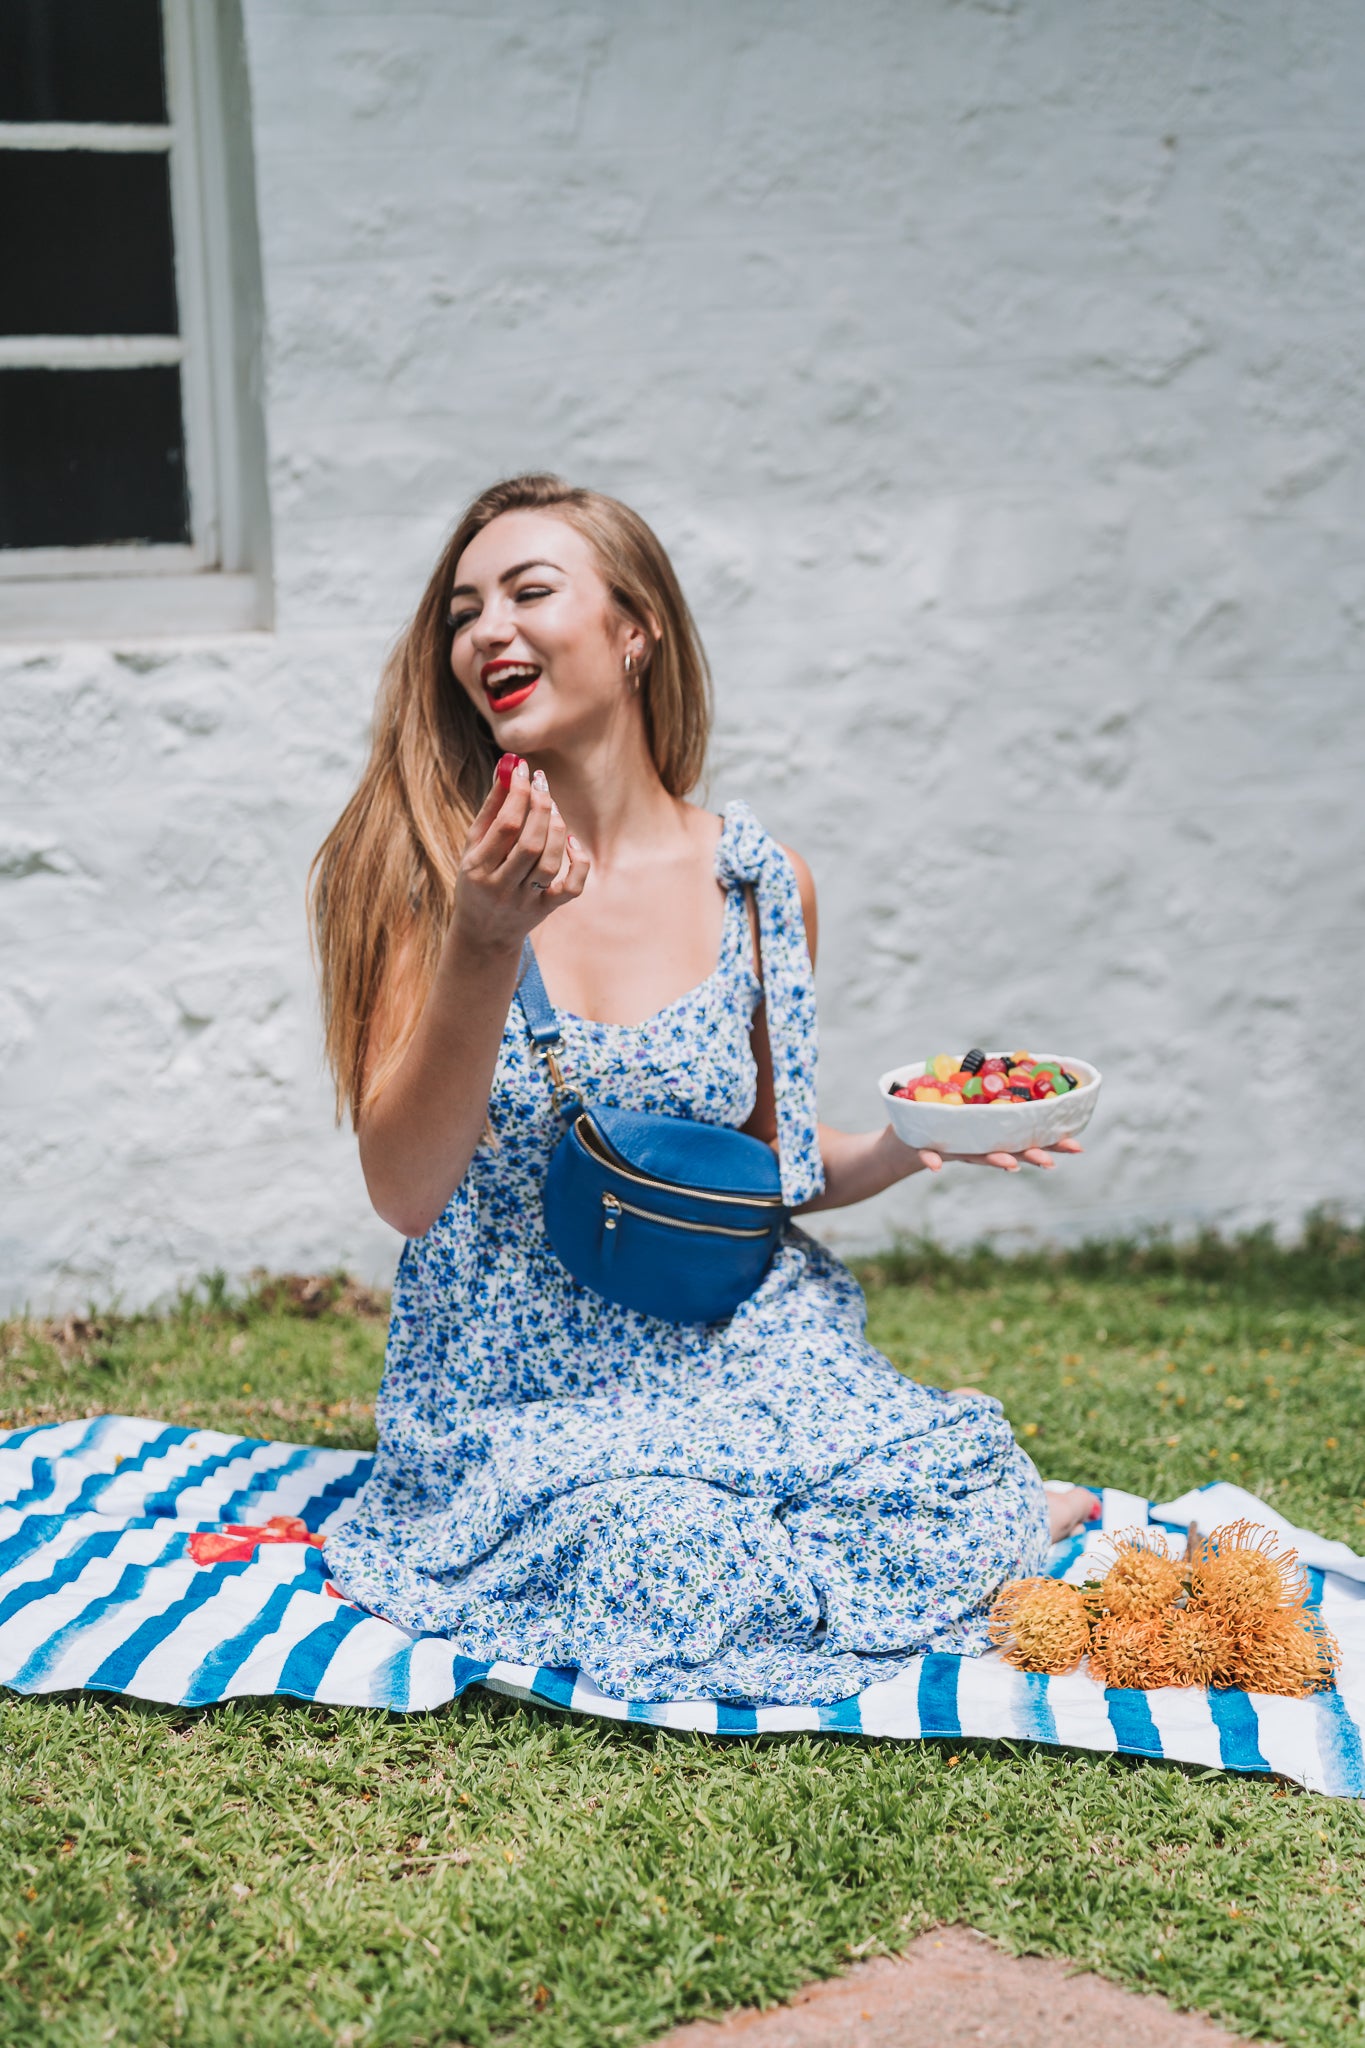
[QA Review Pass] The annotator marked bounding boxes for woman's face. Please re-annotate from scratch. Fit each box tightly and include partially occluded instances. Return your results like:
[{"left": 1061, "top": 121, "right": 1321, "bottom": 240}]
[{"left": 447, "top": 509, "right": 641, "bottom": 755}]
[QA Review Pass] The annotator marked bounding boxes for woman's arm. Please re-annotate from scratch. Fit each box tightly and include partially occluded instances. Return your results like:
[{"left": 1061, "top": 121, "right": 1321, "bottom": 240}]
[
  {"left": 799, "top": 1121, "right": 1084, "bottom": 1211},
  {"left": 358, "top": 763, "right": 589, "bottom": 1237},
  {"left": 802, "top": 1121, "right": 944, "bottom": 1210},
  {"left": 747, "top": 846, "right": 1078, "bottom": 1215}
]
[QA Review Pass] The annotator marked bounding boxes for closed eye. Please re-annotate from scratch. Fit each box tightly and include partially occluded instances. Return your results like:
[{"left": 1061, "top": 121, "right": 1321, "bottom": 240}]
[{"left": 447, "top": 585, "right": 551, "bottom": 632}]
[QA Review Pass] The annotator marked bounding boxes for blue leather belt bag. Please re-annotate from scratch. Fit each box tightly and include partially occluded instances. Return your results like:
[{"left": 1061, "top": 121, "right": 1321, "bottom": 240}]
[{"left": 516, "top": 941, "right": 788, "bottom": 1325}]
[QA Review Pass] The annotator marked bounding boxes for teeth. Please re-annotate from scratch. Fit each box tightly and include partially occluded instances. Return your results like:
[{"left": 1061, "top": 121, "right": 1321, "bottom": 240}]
[{"left": 489, "top": 666, "right": 538, "bottom": 686}]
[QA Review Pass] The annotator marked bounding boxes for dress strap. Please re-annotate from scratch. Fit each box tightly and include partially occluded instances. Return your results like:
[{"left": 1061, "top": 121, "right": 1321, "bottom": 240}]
[
  {"left": 715, "top": 802, "right": 825, "bottom": 1208},
  {"left": 715, "top": 864, "right": 757, "bottom": 977}
]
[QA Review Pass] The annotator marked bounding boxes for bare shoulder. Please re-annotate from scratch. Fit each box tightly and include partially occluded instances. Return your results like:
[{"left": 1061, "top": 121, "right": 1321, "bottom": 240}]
[
  {"left": 779, "top": 843, "right": 818, "bottom": 964},
  {"left": 681, "top": 802, "right": 726, "bottom": 860},
  {"left": 780, "top": 842, "right": 816, "bottom": 906}
]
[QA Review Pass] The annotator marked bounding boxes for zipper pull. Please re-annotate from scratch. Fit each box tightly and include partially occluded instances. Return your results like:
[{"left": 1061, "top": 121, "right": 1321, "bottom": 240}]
[{"left": 601, "top": 1191, "right": 621, "bottom": 1265}]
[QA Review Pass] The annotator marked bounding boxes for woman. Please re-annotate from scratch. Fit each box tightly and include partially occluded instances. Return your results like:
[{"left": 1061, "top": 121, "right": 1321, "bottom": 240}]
[{"left": 312, "top": 473, "right": 1092, "bottom": 1707}]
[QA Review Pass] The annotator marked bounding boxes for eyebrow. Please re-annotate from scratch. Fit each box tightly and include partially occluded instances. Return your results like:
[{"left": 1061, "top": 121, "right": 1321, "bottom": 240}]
[{"left": 448, "top": 558, "right": 564, "bottom": 601}]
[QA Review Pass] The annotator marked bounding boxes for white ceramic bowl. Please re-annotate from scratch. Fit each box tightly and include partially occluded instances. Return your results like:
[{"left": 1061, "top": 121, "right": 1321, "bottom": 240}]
[{"left": 878, "top": 1056, "right": 1102, "bottom": 1155}]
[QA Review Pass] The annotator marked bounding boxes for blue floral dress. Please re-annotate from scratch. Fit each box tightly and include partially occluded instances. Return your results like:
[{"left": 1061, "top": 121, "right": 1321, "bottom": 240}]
[{"left": 325, "top": 803, "right": 1050, "bottom": 1706}]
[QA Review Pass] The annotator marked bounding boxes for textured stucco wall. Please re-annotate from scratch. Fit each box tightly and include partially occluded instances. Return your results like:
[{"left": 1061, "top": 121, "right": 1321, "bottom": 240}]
[{"left": 4, "top": 0, "right": 1364, "bottom": 1311}]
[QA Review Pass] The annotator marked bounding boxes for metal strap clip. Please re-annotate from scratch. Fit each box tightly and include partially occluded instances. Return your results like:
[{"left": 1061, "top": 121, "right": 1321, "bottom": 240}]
[{"left": 540, "top": 1041, "right": 573, "bottom": 1113}]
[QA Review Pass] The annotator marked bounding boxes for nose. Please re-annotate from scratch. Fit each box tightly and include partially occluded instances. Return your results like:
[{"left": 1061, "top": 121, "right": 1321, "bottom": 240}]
[
  {"left": 470, "top": 620, "right": 509, "bottom": 658},
  {"left": 469, "top": 593, "right": 515, "bottom": 657}
]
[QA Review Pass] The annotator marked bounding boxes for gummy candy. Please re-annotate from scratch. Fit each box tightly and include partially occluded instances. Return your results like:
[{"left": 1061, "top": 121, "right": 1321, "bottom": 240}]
[{"left": 893, "top": 1048, "right": 1088, "bottom": 1109}]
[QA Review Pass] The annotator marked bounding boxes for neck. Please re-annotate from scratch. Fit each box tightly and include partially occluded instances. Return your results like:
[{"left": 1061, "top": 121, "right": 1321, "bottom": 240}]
[{"left": 528, "top": 712, "right": 686, "bottom": 870}]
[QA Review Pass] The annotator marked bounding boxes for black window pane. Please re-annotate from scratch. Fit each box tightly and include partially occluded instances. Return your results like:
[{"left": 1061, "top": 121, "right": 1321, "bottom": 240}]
[
  {"left": 0, "top": 366, "right": 188, "bottom": 547},
  {"left": 0, "top": 150, "right": 178, "bottom": 335},
  {"left": 0, "top": 0, "right": 166, "bottom": 123}
]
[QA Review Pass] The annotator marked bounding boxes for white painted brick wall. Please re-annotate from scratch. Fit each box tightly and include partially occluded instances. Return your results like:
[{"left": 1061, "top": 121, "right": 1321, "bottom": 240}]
[{"left": 4, "top": 0, "right": 1363, "bottom": 1309}]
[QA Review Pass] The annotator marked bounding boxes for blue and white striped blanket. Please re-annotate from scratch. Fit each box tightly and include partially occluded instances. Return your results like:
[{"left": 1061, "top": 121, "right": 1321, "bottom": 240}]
[{"left": 4, "top": 1416, "right": 1363, "bottom": 1798}]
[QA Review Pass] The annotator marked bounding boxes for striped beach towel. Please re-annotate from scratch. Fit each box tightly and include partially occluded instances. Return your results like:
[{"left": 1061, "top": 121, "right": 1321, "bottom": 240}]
[{"left": 3, "top": 1416, "right": 1362, "bottom": 1798}]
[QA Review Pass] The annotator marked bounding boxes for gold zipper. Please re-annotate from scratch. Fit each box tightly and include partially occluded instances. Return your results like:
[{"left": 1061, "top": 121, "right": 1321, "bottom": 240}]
[
  {"left": 601, "top": 1191, "right": 771, "bottom": 1240},
  {"left": 577, "top": 1114, "right": 783, "bottom": 1212}
]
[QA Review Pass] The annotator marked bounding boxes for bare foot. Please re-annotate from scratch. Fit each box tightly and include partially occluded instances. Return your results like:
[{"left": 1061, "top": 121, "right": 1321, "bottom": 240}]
[{"left": 1047, "top": 1486, "right": 1101, "bottom": 1542}]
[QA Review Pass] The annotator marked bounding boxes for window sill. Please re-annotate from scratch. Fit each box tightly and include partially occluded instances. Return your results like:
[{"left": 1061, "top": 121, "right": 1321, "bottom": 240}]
[{"left": 0, "top": 569, "right": 270, "bottom": 642}]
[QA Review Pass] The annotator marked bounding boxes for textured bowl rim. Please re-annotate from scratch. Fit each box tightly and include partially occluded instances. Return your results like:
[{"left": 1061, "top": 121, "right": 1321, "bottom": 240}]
[{"left": 878, "top": 1055, "right": 1102, "bottom": 1109}]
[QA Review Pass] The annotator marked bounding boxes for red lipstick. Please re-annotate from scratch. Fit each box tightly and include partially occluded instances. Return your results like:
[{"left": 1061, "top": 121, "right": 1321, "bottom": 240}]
[{"left": 481, "top": 658, "right": 541, "bottom": 714}]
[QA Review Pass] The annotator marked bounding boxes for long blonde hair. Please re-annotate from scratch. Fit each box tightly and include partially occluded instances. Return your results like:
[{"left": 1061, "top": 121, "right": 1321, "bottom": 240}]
[{"left": 309, "top": 473, "right": 713, "bottom": 1126}]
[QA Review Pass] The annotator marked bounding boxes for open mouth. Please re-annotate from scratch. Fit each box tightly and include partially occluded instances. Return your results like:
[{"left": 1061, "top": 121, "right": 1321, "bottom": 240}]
[{"left": 482, "top": 662, "right": 541, "bottom": 712}]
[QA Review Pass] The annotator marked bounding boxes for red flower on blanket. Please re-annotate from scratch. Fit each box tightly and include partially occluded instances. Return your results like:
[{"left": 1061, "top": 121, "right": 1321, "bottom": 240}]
[{"left": 188, "top": 1515, "right": 326, "bottom": 1565}]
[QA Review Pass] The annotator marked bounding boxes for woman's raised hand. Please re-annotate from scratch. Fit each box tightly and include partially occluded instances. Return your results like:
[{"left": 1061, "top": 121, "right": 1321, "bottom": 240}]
[{"left": 454, "top": 757, "right": 590, "bottom": 954}]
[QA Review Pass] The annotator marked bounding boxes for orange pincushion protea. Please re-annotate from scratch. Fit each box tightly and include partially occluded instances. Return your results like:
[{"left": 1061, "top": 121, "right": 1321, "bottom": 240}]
[
  {"left": 988, "top": 1577, "right": 1091, "bottom": 1675},
  {"left": 1090, "top": 1609, "right": 1239, "bottom": 1691},
  {"left": 1092, "top": 1527, "right": 1187, "bottom": 1619},
  {"left": 1087, "top": 1613, "right": 1169, "bottom": 1690},
  {"left": 1187, "top": 1520, "right": 1310, "bottom": 1626},
  {"left": 1224, "top": 1611, "right": 1339, "bottom": 1697},
  {"left": 985, "top": 1520, "right": 1337, "bottom": 1702},
  {"left": 1158, "top": 1609, "right": 1238, "bottom": 1690}
]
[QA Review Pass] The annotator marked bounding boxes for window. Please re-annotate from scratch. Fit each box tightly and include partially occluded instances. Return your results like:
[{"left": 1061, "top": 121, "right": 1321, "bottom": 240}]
[{"left": 0, "top": 0, "right": 271, "bottom": 636}]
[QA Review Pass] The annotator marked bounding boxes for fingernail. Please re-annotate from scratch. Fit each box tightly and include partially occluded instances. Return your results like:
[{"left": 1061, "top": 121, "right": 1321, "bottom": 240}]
[
  {"left": 532, "top": 768, "right": 549, "bottom": 793},
  {"left": 496, "top": 753, "right": 518, "bottom": 791},
  {"left": 514, "top": 758, "right": 530, "bottom": 782},
  {"left": 567, "top": 833, "right": 581, "bottom": 851}
]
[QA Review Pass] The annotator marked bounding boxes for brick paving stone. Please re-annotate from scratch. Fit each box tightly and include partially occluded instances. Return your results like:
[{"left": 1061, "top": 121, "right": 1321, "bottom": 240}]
[{"left": 651, "top": 1924, "right": 1266, "bottom": 2048}]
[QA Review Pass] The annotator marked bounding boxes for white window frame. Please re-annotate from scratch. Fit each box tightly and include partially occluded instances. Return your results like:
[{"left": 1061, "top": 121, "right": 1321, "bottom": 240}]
[{"left": 0, "top": 0, "right": 269, "bottom": 638}]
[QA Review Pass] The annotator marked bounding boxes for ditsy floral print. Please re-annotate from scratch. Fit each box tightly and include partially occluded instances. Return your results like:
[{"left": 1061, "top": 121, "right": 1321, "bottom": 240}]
[{"left": 325, "top": 804, "right": 1050, "bottom": 1706}]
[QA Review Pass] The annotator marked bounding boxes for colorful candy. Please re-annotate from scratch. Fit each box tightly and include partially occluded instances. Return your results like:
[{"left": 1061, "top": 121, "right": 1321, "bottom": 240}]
[{"left": 892, "top": 1049, "right": 1082, "bottom": 1106}]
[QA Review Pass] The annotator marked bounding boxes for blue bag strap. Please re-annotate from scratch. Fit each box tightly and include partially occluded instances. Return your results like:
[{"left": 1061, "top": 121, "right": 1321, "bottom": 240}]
[
  {"left": 516, "top": 938, "right": 562, "bottom": 1048},
  {"left": 517, "top": 939, "right": 579, "bottom": 1113}
]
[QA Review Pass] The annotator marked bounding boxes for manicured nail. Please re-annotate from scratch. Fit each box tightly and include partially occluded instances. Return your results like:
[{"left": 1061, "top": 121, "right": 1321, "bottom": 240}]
[
  {"left": 496, "top": 753, "right": 518, "bottom": 791},
  {"left": 1088, "top": 1498, "right": 1103, "bottom": 1520},
  {"left": 514, "top": 758, "right": 530, "bottom": 782},
  {"left": 532, "top": 768, "right": 549, "bottom": 793},
  {"left": 567, "top": 834, "right": 581, "bottom": 852}
]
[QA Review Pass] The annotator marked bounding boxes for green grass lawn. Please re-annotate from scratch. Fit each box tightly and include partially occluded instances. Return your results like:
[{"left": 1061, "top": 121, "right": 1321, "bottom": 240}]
[{"left": 3, "top": 1224, "right": 1364, "bottom": 2048}]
